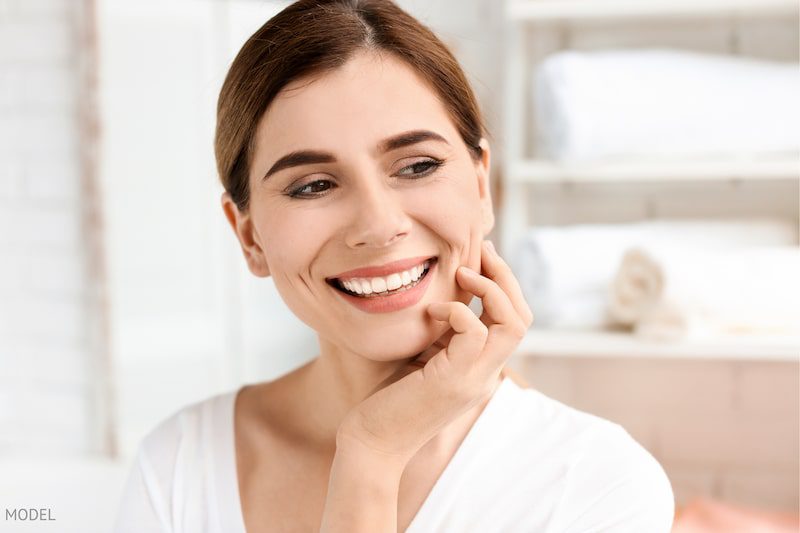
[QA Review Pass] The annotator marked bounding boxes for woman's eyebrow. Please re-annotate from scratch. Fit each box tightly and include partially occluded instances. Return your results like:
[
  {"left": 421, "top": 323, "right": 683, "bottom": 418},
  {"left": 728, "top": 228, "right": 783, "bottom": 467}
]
[{"left": 262, "top": 129, "right": 449, "bottom": 182}]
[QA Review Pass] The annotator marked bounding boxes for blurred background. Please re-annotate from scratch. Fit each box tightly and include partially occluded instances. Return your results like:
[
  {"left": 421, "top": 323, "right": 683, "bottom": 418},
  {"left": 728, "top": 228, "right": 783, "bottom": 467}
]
[{"left": 0, "top": 0, "right": 797, "bottom": 531}]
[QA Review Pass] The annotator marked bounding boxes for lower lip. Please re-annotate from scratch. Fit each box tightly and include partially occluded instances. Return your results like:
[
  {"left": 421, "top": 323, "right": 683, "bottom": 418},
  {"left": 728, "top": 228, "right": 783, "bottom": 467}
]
[{"left": 331, "top": 261, "right": 437, "bottom": 314}]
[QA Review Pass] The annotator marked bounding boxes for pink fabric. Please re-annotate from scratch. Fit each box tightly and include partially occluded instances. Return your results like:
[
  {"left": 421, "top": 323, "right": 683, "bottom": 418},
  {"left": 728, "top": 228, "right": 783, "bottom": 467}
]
[{"left": 672, "top": 497, "right": 799, "bottom": 533}]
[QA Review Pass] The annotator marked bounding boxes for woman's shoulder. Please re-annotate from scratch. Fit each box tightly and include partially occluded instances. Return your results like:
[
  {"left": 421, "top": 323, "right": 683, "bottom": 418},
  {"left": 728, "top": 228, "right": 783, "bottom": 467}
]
[
  {"left": 135, "top": 387, "right": 240, "bottom": 469},
  {"left": 501, "top": 377, "right": 675, "bottom": 531},
  {"left": 554, "top": 418, "right": 676, "bottom": 532},
  {"left": 501, "top": 370, "right": 625, "bottom": 438},
  {"left": 113, "top": 387, "right": 244, "bottom": 533}
]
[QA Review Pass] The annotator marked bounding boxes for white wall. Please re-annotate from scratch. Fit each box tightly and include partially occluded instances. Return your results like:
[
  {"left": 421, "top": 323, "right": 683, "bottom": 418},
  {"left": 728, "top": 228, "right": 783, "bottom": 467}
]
[
  {"left": 0, "top": 0, "right": 103, "bottom": 456},
  {"left": 98, "top": 0, "right": 324, "bottom": 459}
]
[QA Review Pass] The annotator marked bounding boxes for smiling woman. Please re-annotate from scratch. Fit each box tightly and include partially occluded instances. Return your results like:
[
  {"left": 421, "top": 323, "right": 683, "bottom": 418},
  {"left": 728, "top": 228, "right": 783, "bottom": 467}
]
[{"left": 112, "top": 1, "right": 675, "bottom": 532}]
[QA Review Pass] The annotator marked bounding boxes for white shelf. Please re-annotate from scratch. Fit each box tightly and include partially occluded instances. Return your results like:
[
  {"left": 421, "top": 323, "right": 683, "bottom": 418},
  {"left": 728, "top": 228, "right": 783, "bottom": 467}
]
[
  {"left": 513, "top": 328, "right": 800, "bottom": 361},
  {"left": 508, "top": 153, "right": 800, "bottom": 183},
  {"left": 506, "top": 0, "right": 799, "bottom": 21}
]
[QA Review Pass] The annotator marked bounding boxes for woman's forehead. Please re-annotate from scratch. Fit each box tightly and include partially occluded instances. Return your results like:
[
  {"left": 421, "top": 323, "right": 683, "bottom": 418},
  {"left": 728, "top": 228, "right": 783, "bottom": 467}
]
[{"left": 253, "top": 52, "right": 459, "bottom": 162}]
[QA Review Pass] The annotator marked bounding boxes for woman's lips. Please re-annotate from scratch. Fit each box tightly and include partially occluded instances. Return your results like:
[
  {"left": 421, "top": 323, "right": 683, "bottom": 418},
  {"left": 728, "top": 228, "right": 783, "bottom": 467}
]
[
  {"left": 328, "top": 259, "right": 437, "bottom": 313},
  {"left": 326, "top": 255, "right": 437, "bottom": 281}
]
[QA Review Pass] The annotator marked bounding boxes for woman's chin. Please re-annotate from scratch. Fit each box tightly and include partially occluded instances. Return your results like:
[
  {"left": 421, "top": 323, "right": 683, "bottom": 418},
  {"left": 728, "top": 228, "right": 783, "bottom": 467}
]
[{"left": 354, "top": 318, "right": 450, "bottom": 362}]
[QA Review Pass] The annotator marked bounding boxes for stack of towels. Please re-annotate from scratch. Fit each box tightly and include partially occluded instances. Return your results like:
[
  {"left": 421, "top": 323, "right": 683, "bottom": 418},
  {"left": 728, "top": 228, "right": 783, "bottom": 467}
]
[
  {"left": 509, "top": 218, "right": 800, "bottom": 341},
  {"left": 533, "top": 48, "right": 800, "bottom": 161}
]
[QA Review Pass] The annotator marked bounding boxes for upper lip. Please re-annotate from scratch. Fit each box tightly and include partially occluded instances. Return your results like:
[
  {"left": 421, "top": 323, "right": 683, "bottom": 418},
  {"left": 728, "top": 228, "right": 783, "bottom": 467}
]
[{"left": 327, "top": 255, "right": 437, "bottom": 281}]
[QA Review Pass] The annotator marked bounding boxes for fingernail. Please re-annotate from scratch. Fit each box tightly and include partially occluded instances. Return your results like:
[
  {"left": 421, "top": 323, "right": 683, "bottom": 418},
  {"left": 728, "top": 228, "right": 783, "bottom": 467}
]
[{"left": 484, "top": 240, "right": 496, "bottom": 254}]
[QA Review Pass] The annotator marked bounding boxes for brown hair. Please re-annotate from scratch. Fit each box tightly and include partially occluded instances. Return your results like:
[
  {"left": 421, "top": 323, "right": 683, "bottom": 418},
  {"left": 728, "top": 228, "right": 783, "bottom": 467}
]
[{"left": 214, "top": 0, "right": 488, "bottom": 212}]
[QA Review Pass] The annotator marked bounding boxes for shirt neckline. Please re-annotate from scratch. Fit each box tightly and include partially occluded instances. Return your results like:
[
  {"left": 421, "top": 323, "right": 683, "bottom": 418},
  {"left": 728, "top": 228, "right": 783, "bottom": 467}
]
[
  {"left": 215, "top": 385, "right": 248, "bottom": 533},
  {"left": 215, "top": 375, "right": 516, "bottom": 532},
  {"left": 405, "top": 374, "right": 516, "bottom": 530}
]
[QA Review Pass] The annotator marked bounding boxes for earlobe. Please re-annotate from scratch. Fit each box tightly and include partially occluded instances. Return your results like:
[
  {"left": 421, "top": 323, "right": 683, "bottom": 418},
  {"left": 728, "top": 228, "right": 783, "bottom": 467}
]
[{"left": 220, "top": 192, "right": 271, "bottom": 278}]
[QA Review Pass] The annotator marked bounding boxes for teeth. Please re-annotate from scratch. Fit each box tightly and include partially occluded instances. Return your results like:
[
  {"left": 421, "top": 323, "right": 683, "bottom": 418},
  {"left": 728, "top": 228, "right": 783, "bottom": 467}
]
[
  {"left": 337, "top": 260, "right": 431, "bottom": 296},
  {"left": 386, "top": 273, "right": 402, "bottom": 291},
  {"left": 371, "top": 277, "right": 387, "bottom": 293}
]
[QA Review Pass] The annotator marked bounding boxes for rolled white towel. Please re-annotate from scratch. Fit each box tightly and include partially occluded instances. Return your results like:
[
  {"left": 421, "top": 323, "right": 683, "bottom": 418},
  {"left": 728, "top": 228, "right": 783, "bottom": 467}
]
[
  {"left": 608, "top": 245, "right": 800, "bottom": 339},
  {"left": 608, "top": 247, "right": 665, "bottom": 326},
  {"left": 511, "top": 217, "right": 797, "bottom": 329},
  {"left": 633, "top": 298, "right": 692, "bottom": 342},
  {"left": 609, "top": 249, "right": 706, "bottom": 341}
]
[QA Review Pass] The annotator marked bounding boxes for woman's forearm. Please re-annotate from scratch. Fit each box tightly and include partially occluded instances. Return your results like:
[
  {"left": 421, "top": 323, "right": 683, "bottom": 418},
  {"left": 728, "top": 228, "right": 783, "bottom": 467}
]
[{"left": 319, "top": 436, "right": 409, "bottom": 533}]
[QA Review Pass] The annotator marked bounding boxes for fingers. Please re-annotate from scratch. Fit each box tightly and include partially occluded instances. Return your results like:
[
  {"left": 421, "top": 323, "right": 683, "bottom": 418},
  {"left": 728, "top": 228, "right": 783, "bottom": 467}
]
[
  {"left": 412, "top": 327, "right": 456, "bottom": 366},
  {"left": 426, "top": 302, "right": 487, "bottom": 370},
  {"left": 456, "top": 240, "right": 532, "bottom": 335},
  {"left": 456, "top": 264, "right": 525, "bottom": 338},
  {"left": 453, "top": 240, "right": 534, "bottom": 372},
  {"left": 422, "top": 240, "right": 533, "bottom": 381},
  {"left": 478, "top": 240, "right": 535, "bottom": 327}
]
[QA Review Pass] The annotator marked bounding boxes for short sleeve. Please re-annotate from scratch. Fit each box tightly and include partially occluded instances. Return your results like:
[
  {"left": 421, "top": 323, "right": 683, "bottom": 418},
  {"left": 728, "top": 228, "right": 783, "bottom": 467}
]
[
  {"left": 112, "top": 412, "right": 185, "bottom": 533},
  {"left": 555, "top": 423, "right": 675, "bottom": 533},
  {"left": 112, "top": 445, "right": 172, "bottom": 533}
]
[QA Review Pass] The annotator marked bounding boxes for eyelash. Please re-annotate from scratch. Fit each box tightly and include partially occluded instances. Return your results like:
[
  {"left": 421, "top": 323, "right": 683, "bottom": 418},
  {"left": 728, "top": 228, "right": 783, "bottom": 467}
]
[{"left": 285, "top": 158, "right": 444, "bottom": 199}]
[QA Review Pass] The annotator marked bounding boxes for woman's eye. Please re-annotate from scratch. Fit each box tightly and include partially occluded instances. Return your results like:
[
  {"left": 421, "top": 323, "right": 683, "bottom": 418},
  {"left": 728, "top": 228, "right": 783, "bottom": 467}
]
[
  {"left": 396, "top": 158, "right": 444, "bottom": 177},
  {"left": 288, "top": 179, "right": 333, "bottom": 198},
  {"left": 286, "top": 158, "right": 443, "bottom": 199}
]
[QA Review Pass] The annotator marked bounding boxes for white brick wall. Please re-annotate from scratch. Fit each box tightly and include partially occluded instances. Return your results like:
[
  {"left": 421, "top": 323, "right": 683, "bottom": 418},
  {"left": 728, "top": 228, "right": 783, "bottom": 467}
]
[{"left": 0, "top": 0, "right": 101, "bottom": 455}]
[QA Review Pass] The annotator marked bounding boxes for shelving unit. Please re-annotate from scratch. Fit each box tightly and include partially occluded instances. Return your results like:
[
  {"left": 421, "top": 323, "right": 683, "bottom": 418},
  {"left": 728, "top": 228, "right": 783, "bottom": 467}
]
[
  {"left": 509, "top": 153, "right": 800, "bottom": 184},
  {"left": 514, "top": 328, "right": 800, "bottom": 361},
  {"left": 499, "top": 0, "right": 800, "bottom": 360}
]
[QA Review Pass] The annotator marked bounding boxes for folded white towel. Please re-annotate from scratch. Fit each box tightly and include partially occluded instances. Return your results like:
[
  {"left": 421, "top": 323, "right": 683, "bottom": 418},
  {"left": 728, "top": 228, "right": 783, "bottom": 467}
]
[
  {"left": 609, "top": 245, "right": 800, "bottom": 340},
  {"left": 510, "top": 218, "right": 797, "bottom": 330},
  {"left": 534, "top": 48, "right": 800, "bottom": 161}
]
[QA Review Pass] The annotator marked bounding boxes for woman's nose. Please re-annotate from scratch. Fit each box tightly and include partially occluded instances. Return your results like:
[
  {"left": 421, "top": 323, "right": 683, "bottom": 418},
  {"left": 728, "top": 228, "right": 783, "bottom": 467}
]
[{"left": 344, "top": 180, "right": 412, "bottom": 248}]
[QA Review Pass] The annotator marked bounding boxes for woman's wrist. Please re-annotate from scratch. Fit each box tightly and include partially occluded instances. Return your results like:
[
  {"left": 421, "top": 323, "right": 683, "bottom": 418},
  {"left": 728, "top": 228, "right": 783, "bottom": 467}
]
[
  {"left": 334, "top": 429, "right": 410, "bottom": 480},
  {"left": 320, "top": 434, "right": 407, "bottom": 532}
]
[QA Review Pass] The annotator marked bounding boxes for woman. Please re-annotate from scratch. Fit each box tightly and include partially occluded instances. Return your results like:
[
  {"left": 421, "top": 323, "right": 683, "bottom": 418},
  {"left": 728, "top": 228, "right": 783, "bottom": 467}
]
[{"left": 113, "top": 1, "right": 675, "bottom": 531}]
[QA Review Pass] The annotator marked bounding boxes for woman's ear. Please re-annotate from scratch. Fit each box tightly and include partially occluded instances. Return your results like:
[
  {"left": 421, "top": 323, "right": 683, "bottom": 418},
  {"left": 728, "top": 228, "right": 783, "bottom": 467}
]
[
  {"left": 476, "top": 137, "right": 495, "bottom": 236},
  {"left": 220, "top": 192, "right": 271, "bottom": 277}
]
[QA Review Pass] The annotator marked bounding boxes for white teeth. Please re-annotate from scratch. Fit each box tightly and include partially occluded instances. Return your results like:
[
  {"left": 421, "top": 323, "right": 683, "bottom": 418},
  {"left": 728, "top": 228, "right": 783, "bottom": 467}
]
[
  {"left": 371, "top": 277, "right": 387, "bottom": 293},
  {"left": 386, "top": 273, "right": 402, "bottom": 291},
  {"left": 337, "top": 259, "right": 432, "bottom": 296}
]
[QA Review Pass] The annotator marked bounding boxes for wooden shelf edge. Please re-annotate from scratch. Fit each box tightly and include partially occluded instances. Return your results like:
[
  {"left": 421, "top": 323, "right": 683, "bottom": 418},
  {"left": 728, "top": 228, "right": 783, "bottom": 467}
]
[
  {"left": 507, "top": 155, "right": 800, "bottom": 183},
  {"left": 513, "top": 328, "right": 800, "bottom": 361}
]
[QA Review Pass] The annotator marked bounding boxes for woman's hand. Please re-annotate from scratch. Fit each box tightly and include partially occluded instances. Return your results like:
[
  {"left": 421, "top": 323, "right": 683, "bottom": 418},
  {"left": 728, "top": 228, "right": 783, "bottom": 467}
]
[{"left": 336, "top": 239, "right": 534, "bottom": 465}]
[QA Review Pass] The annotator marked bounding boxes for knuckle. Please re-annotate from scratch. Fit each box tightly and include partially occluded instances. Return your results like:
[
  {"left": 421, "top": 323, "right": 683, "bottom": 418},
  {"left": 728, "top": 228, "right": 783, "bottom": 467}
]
[
  {"left": 508, "top": 322, "right": 528, "bottom": 340},
  {"left": 473, "top": 322, "right": 490, "bottom": 338},
  {"left": 525, "top": 311, "right": 535, "bottom": 328}
]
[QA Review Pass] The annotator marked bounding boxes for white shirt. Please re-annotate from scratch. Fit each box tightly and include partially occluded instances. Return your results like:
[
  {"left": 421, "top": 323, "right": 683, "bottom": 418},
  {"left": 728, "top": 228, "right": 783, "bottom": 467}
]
[{"left": 113, "top": 375, "right": 675, "bottom": 532}]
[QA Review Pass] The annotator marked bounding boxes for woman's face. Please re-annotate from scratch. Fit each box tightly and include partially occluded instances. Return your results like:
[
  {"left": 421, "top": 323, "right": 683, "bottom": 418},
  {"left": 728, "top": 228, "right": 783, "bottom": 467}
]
[{"left": 223, "top": 50, "right": 494, "bottom": 360}]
